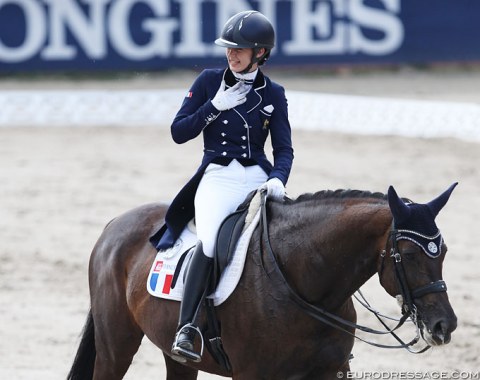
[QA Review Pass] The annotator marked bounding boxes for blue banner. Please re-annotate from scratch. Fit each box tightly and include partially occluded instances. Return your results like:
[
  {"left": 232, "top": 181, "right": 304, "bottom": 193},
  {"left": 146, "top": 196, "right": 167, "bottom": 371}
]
[{"left": 1, "top": 0, "right": 479, "bottom": 72}]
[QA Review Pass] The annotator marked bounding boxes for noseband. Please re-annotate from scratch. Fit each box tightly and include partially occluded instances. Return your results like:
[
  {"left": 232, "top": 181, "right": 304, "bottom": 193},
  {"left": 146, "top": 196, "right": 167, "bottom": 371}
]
[{"left": 381, "top": 228, "right": 448, "bottom": 319}]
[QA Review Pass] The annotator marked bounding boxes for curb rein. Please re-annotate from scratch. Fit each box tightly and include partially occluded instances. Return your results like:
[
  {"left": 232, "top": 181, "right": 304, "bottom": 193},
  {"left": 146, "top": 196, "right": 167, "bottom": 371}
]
[{"left": 258, "top": 192, "right": 446, "bottom": 353}]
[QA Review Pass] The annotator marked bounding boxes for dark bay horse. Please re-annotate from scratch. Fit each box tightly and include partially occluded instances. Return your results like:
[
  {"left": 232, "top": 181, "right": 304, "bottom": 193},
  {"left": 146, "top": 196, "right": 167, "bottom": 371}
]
[{"left": 68, "top": 184, "right": 458, "bottom": 380}]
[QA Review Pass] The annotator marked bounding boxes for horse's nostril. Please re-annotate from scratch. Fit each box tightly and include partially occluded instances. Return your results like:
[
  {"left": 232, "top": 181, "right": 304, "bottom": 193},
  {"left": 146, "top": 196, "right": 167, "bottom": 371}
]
[{"left": 433, "top": 319, "right": 451, "bottom": 344}]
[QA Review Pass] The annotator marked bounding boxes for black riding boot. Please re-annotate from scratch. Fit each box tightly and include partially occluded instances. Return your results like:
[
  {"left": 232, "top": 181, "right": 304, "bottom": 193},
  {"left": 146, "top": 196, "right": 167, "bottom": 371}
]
[{"left": 171, "top": 241, "right": 213, "bottom": 363}]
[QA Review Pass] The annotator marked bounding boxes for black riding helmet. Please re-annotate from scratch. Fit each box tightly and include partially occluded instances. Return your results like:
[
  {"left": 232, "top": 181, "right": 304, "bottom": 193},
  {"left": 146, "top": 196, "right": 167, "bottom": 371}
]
[{"left": 215, "top": 10, "right": 275, "bottom": 73}]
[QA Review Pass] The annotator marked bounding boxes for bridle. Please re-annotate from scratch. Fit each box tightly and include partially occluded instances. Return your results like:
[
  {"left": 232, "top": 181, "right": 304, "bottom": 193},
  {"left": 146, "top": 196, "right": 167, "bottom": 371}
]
[
  {"left": 379, "top": 229, "right": 448, "bottom": 318},
  {"left": 259, "top": 192, "right": 448, "bottom": 353}
]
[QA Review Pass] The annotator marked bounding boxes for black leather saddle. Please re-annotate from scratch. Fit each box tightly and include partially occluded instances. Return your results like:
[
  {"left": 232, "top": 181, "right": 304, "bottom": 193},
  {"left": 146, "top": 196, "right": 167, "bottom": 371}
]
[
  {"left": 170, "top": 190, "right": 258, "bottom": 291},
  {"left": 211, "top": 190, "right": 257, "bottom": 289}
]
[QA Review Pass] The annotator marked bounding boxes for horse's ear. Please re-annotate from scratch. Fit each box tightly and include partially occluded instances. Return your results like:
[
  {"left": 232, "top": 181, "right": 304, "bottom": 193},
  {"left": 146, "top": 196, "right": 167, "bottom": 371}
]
[
  {"left": 388, "top": 185, "right": 411, "bottom": 224},
  {"left": 427, "top": 182, "right": 458, "bottom": 218}
]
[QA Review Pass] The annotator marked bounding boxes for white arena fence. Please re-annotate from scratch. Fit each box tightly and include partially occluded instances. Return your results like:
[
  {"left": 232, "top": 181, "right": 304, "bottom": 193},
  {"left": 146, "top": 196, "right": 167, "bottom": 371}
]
[{"left": 0, "top": 89, "right": 479, "bottom": 142}]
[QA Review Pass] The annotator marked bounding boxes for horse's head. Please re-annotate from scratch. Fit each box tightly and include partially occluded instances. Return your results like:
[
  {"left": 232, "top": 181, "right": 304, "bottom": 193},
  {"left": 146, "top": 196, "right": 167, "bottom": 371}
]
[{"left": 378, "top": 183, "right": 458, "bottom": 346}]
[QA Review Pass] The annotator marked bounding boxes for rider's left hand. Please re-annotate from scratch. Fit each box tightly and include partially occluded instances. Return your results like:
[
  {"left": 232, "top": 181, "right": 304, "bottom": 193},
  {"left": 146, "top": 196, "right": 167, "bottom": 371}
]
[{"left": 259, "top": 178, "right": 285, "bottom": 200}]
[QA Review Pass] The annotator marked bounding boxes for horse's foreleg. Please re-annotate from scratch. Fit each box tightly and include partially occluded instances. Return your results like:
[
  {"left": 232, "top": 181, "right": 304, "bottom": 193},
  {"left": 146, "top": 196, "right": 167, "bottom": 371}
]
[{"left": 163, "top": 353, "right": 199, "bottom": 380}]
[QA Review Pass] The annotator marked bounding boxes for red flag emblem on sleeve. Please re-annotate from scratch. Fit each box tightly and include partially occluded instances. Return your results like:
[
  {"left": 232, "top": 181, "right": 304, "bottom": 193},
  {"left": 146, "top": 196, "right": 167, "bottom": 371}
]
[{"left": 187, "top": 91, "right": 193, "bottom": 98}]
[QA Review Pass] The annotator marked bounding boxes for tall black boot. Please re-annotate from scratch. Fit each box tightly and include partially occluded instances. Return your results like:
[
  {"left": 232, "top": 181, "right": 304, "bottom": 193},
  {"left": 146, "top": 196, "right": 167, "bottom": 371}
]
[{"left": 171, "top": 241, "right": 213, "bottom": 363}]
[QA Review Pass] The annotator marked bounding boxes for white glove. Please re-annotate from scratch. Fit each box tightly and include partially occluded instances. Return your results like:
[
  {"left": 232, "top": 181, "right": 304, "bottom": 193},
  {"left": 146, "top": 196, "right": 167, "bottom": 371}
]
[
  {"left": 259, "top": 178, "right": 286, "bottom": 200},
  {"left": 211, "top": 80, "right": 250, "bottom": 111}
]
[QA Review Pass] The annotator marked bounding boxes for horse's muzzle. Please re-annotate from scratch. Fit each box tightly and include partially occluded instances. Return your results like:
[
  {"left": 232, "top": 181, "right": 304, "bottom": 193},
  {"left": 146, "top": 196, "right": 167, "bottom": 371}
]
[{"left": 421, "top": 313, "right": 457, "bottom": 346}]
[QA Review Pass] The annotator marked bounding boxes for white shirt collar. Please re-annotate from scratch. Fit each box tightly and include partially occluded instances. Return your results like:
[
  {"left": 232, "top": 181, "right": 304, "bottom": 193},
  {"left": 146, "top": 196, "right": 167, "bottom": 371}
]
[{"left": 232, "top": 69, "right": 258, "bottom": 83}]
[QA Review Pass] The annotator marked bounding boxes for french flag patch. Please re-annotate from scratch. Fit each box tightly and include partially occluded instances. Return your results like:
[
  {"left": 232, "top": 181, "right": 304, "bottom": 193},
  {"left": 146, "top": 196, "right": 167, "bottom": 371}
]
[
  {"left": 149, "top": 260, "right": 174, "bottom": 295},
  {"left": 187, "top": 91, "right": 193, "bottom": 98}
]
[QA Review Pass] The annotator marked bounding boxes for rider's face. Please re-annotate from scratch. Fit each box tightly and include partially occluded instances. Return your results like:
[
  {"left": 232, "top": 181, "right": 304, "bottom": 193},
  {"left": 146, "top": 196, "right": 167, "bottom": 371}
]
[{"left": 226, "top": 48, "right": 259, "bottom": 73}]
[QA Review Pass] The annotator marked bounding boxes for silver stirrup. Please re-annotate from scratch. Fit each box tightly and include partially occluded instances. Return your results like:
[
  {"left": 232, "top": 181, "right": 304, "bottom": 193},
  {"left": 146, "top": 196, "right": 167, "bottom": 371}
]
[{"left": 171, "top": 324, "right": 205, "bottom": 363}]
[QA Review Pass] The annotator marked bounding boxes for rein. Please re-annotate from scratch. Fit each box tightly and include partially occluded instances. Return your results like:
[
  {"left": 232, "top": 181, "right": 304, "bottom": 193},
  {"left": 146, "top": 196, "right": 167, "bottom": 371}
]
[{"left": 259, "top": 192, "right": 442, "bottom": 353}]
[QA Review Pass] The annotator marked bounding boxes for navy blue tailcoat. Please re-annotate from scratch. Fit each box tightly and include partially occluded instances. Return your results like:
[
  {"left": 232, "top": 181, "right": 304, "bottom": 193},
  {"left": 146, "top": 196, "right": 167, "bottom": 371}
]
[{"left": 151, "top": 68, "right": 294, "bottom": 249}]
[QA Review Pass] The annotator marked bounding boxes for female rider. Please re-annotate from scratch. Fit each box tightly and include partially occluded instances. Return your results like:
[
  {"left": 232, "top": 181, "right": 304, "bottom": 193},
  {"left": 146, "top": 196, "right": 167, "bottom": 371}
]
[{"left": 156, "top": 10, "right": 294, "bottom": 363}]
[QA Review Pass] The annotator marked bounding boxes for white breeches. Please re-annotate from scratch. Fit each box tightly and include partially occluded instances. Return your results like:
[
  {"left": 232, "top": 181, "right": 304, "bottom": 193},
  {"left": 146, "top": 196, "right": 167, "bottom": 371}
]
[{"left": 194, "top": 159, "right": 268, "bottom": 258}]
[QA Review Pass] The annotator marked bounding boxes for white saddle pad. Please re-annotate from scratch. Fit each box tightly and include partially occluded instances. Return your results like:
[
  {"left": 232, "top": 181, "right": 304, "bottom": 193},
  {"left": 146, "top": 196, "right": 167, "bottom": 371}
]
[{"left": 147, "top": 209, "right": 261, "bottom": 306}]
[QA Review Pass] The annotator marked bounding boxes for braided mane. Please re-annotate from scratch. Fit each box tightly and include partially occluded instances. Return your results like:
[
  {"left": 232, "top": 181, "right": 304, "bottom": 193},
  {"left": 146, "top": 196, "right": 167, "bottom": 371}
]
[{"left": 285, "top": 189, "right": 388, "bottom": 205}]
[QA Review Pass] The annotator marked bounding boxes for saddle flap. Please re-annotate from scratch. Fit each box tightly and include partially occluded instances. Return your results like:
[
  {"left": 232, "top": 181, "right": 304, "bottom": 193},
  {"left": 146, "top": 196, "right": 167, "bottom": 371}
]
[
  {"left": 212, "top": 190, "right": 257, "bottom": 289},
  {"left": 213, "top": 208, "right": 248, "bottom": 288}
]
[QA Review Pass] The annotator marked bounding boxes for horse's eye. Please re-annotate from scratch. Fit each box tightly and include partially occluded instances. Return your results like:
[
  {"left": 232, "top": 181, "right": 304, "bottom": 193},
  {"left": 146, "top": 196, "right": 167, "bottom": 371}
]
[{"left": 401, "top": 249, "right": 417, "bottom": 258}]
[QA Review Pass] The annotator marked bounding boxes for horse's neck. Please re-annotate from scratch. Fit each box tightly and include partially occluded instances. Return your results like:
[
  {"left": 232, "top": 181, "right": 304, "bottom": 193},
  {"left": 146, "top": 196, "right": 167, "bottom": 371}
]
[{"left": 269, "top": 199, "right": 392, "bottom": 311}]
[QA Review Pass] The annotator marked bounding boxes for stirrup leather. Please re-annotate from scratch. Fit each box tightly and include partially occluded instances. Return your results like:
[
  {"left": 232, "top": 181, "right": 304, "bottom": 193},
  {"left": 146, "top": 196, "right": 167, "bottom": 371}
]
[{"left": 171, "top": 323, "right": 204, "bottom": 363}]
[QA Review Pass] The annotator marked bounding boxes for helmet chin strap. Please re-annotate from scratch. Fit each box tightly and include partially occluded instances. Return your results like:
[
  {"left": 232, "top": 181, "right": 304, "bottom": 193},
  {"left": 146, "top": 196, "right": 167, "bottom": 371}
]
[
  {"left": 240, "top": 48, "right": 266, "bottom": 74},
  {"left": 240, "top": 58, "right": 257, "bottom": 75},
  {"left": 240, "top": 62, "right": 254, "bottom": 74},
  {"left": 240, "top": 63, "right": 255, "bottom": 75}
]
